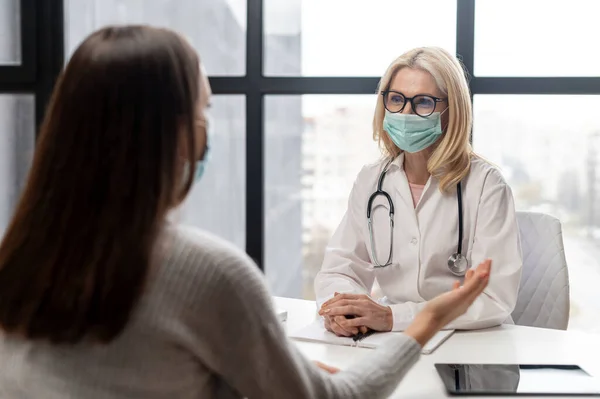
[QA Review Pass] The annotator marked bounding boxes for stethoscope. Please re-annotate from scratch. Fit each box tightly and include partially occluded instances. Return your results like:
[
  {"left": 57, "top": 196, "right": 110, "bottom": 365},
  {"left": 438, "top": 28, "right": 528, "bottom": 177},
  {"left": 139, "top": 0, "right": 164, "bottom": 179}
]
[{"left": 366, "top": 158, "right": 468, "bottom": 276}]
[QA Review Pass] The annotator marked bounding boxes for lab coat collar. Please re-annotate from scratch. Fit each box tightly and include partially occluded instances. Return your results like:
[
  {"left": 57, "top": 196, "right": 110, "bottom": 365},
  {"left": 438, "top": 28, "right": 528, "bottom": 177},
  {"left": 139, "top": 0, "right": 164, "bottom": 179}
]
[
  {"left": 389, "top": 152, "right": 405, "bottom": 171},
  {"left": 385, "top": 152, "right": 414, "bottom": 211},
  {"left": 388, "top": 151, "right": 439, "bottom": 186}
]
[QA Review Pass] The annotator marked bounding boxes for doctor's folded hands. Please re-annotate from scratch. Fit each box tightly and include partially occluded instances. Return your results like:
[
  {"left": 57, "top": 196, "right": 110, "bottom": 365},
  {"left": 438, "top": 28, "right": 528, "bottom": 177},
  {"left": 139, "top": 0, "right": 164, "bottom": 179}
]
[
  {"left": 319, "top": 259, "right": 494, "bottom": 336},
  {"left": 315, "top": 46, "right": 523, "bottom": 335}
]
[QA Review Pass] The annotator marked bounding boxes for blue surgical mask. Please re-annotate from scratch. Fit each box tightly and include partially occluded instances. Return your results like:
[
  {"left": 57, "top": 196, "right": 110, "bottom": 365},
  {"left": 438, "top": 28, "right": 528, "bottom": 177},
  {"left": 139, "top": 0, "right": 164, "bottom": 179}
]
[
  {"left": 193, "top": 153, "right": 208, "bottom": 182},
  {"left": 193, "top": 116, "right": 213, "bottom": 182},
  {"left": 383, "top": 110, "right": 446, "bottom": 153},
  {"left": 184, "top": 116, "right": 212, "bottom": 184}
]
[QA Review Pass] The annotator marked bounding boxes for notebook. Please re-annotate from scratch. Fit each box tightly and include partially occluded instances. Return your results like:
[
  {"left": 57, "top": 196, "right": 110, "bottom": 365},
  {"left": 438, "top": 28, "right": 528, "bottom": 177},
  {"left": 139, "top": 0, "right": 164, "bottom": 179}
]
[{"left": 290, "top": 320, "right": 454, "bottom": 354}]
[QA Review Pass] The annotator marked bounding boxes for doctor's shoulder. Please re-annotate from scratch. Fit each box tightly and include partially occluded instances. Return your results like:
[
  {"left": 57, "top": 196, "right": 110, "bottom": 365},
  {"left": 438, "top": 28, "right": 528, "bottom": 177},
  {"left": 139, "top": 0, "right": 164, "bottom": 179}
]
[
  {"left": 353, "top": 158, "right": 392, "bottom": 189},
  {"left": 467, "top": 154, "right": 513, "bottom": 194}
]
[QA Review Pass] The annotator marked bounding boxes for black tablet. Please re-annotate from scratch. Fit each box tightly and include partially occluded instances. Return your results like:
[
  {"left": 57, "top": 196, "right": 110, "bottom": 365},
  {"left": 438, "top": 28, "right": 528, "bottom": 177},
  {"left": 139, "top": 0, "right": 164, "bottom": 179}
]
[{"left": 435, "top": 364, "right": 600, "bottom": 396}]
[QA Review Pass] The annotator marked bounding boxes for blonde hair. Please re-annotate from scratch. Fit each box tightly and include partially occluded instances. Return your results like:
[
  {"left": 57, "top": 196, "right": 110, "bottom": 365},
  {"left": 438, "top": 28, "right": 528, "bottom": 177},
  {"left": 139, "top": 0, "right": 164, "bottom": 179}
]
[{"left": 373, "top": 47, "right": 473, "bottom": 192}]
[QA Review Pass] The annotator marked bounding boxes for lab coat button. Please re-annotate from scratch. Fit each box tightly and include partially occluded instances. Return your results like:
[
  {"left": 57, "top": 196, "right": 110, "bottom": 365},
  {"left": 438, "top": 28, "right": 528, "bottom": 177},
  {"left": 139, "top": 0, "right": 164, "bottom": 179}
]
[{"left": 410, "top": 238, "right": 418, "bottom": 245}]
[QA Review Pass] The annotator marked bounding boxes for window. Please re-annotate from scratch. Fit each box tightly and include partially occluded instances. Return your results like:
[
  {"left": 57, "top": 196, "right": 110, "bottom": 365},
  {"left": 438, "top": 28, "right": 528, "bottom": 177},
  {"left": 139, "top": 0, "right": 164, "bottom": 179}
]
[
  {"left": 474, "top": 95, "right": 600, "bottom": 332},
  {"left": 0, "top": 0, "right": 21, "bottom": 64},
  {"left": 264, "top": 95, "right": 379, "bottom": 298},
  {"left": 0, "top": 1, "right": 61, "bottom": 235},
  {"left": 0, "top": 95, "right": 34, "bottom": 236},
  {"left": 64, "top": 0, "right": 246, "bottom": 76},
  {"left": 179, "top": 95, "right": 246, "bottom": 248},
  {"left": 474, "top": 0, "right": 600, "bottom": 77},
  {"left": 264, "top": 0, "right": 457, "bottom": 76},
  {"left": 64, "top": 2, "right": 248, "bottom": 247}
]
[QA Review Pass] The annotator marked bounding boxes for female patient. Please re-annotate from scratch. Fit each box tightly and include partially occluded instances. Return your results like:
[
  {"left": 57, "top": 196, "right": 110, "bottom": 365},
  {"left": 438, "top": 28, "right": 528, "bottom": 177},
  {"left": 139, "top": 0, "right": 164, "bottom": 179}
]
[{"left": 0, "top": 26, "right": 490, "bottom": 398}]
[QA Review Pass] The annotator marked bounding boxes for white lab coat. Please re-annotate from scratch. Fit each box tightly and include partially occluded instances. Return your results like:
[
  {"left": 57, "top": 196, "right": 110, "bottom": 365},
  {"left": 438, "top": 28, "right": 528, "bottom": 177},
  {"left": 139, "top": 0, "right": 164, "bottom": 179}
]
[{"left": 314, "top": 153, "right": 522, "bottom": 331}]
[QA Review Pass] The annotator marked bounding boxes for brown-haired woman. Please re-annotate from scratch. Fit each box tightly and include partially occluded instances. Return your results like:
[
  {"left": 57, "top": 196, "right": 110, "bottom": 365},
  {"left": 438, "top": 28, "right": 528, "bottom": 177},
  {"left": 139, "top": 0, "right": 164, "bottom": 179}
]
[{"left": 0, "top": 25, "right": 491, "bottom": 398}]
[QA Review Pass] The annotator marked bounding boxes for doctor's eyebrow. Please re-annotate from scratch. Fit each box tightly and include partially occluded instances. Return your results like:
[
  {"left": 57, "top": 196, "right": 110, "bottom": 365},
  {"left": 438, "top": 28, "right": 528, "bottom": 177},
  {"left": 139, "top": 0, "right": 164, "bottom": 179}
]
[{"left": 387, "top": 88, "right": 440, "bottom": 96}]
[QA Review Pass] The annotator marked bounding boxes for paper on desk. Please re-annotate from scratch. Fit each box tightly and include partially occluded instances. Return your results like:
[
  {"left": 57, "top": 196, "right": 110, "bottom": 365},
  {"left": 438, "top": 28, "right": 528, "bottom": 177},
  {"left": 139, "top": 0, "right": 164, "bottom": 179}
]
[{"left": 290, "top": 319, "right": 454, "bottom": 354}]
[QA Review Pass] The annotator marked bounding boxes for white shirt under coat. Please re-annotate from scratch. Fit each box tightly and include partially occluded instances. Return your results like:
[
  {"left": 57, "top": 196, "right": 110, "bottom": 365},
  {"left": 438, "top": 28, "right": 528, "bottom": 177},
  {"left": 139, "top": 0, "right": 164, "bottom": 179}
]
[{"left": 314, "top": 153, "right": 523, "bottom": 331}]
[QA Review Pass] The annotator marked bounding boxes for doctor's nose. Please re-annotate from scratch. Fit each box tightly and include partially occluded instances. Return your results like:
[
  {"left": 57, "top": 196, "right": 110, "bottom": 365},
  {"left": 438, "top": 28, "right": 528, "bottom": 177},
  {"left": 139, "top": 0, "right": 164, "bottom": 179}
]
[{"left": 401, "top": 102, "right": 415, "bottom": 115}]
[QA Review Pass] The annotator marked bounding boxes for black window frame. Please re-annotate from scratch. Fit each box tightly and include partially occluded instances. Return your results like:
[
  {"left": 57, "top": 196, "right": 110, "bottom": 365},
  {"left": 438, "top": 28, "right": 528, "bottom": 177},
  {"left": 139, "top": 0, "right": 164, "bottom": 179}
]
[
  {"left": 0, "top": 0, "right": 64, "bottom": 128},
  {"left": 4, "top": 0, "right": 600, "bottom": 270}
]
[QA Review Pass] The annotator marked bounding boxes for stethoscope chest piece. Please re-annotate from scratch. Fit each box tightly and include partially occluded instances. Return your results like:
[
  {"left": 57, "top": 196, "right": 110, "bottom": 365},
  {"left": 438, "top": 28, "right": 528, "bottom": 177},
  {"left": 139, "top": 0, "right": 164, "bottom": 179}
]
[{"left": 447, "top": 253, "right": 468, "bottom": 277}]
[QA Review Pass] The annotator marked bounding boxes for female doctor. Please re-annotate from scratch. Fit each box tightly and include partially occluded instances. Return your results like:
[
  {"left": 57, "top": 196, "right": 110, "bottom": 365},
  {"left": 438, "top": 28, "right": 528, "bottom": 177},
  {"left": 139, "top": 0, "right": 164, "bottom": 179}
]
[{"left": 315, "top": 47, "right": 522, "bottom": 337}]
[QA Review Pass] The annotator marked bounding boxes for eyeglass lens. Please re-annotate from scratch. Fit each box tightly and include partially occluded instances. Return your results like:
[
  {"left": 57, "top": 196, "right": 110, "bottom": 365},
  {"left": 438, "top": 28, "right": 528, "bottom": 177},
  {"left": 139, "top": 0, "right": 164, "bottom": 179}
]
[{"left": 384, "top": 92, "right": 437, "bottom": 117}]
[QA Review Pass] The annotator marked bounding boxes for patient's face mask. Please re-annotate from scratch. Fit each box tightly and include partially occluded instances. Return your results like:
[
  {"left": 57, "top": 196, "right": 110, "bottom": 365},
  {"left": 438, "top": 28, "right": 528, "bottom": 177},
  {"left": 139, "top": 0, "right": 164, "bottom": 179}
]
[
  {"left": 193, "top": 116, "right": 213, "bottom": 182},
  {"left": 183, "top": 115, "right": 213, "bottom": 185}
]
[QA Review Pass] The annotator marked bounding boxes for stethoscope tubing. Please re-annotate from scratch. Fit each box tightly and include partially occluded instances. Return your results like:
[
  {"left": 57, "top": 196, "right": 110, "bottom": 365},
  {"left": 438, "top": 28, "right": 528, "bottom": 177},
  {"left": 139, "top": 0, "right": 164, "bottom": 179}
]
[{"left": 366, "top": 157, "right": 466, "bottom": 274}]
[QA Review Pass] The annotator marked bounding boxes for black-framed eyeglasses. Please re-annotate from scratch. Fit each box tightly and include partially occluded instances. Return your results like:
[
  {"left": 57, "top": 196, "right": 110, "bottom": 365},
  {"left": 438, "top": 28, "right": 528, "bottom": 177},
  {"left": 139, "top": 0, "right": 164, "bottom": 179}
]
[{"left": 381, "top": 90, "right": 447, "bottom": 117}]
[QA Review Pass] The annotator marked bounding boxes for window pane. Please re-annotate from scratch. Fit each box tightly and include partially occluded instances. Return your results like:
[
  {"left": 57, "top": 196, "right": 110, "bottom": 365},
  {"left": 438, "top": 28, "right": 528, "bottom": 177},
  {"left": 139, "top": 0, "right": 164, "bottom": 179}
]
[
  {"left": 265, "top": 95, "right": 380, "bottom": 298},
  {"left": 0, "top": 95, "right": 35, "bottom": 236},
  {"left": 264, "top": 0, "right": 457, "bottom": 76},
  {"left": 474, "top": 95, "right": 600, "bottom": 333},
  {"left": 0, "top": 0, "right": 21, "bottom": 64},
  {"left": 475, "top": 0, "right": 600, "bottom": 77},
  {"left": 179, "top": 95, "right": 245, "bottom": 249},
  {"left": 64, "top": 0, "right": 246, "bottom": 76}
]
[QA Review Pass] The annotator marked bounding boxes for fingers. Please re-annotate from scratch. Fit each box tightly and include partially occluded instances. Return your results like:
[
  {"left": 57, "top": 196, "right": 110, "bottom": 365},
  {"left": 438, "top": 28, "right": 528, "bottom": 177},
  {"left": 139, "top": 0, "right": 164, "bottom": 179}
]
[
  {"left": 331, "top": 316, "right": 358, "bottom": 336},
  {"left": 325, "top": 315, "right": 359, "bottom": 336},
  {"left": 321, "top": 292, "right": 345, "bottom": 308},
  {"left": 475, "top": 259, "right": 492, "bottom": 277},
  {"left": 319, "top": 298, "right": 369, "bottom": 315},
  {"left": 323, "top": 310, "right": 359, "bottom": 336},
  {"left": 461, "top": 261, "right": 491, "bottom": 302},
  {"left": 329, "top": 320, "right": 350, "bottom": 336},
  {"left": 460, "top": 259, "right": 491, "bottom": 290},
  {"left": 462, "top": 259, "right": 490, "bottom": 285},
  {"left": 321, "top": 292, "right": 369, "bottom": 309},
  {"left": 320, "top": 305, "right": 363, "bottom": 317},
  {"left": 472, "top": 259, "right": 491, "bottom": 285},
  {"left": 464, "top": 269, "right": 475, "bottom": 281},
  {"left": 338, "top": 316, "right": 369, "bottom": 328},
  {"left": 452, "top": 281, "right": 460, "bottom": 290},
  {"left": 314, "top": 361, "right": 340, "bottom": 374},
  {"left": 334, "top": 315, "right": 358, "bottom": 335}
]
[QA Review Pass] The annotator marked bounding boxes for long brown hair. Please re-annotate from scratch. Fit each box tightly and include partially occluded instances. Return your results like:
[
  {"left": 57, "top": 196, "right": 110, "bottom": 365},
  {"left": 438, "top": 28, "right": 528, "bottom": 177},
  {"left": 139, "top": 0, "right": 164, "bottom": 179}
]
[{"left": 0, "top": 26, "right": 200, "bottom": 343}]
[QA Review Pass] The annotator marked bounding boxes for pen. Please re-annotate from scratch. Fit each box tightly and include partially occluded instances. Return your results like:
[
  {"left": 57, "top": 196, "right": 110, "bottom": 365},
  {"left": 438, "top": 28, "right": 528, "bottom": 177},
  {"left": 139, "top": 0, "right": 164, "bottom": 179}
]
[
  {"left": 352, "top": 329, "right": 375, "bottom": 342},
  {"left": 343, "top": 315, "right": 375, "bottom": 342}
]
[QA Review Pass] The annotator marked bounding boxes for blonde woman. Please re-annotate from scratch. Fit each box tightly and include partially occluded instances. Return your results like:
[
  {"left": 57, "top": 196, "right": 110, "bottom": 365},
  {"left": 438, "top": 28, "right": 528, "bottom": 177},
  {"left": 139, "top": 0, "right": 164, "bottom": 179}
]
[{"left": 315, "top": 47, "right": 522, "bottom": 337}]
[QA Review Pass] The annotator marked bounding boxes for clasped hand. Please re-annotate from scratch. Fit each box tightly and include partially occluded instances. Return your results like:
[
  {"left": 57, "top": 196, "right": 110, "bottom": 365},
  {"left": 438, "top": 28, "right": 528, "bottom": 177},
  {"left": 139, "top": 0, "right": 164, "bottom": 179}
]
[{"left": 318, "top": 293, "right": 393, "bottom": 336}]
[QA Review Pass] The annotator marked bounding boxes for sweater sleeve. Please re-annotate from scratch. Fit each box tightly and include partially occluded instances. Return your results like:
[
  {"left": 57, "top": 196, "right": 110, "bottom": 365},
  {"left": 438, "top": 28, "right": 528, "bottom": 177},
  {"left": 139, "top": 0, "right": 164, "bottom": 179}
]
[{"left": 177, "top": 230, "right": 421, "bottom": 399}]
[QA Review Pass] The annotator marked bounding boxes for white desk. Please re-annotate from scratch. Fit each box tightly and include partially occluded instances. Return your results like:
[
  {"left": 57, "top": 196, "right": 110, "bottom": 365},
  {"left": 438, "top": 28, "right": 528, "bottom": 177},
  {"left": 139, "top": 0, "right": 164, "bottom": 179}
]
[{"left": 275, "top": 296, "right": 600, "bottom": 398}]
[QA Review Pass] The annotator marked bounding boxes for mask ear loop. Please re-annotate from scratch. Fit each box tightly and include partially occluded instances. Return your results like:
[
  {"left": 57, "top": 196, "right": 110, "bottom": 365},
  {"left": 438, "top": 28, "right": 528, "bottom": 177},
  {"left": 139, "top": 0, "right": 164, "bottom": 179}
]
[
  {"left": 439, "top": 107, "right": 450, "bottom": 132},
  {"left": 196, "top": 115, "right": 211, "bottom": 162}
]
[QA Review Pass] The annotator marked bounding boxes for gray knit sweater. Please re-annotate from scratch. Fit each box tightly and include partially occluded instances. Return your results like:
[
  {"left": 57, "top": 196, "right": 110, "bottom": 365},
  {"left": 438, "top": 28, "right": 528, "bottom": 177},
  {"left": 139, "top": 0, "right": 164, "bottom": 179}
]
[{"left": 0, "top": 225, "right": 421, "bottom": 398}]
